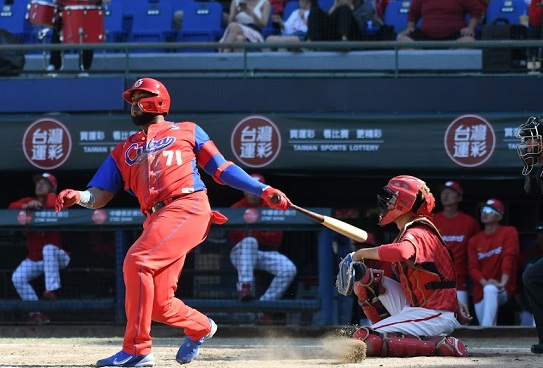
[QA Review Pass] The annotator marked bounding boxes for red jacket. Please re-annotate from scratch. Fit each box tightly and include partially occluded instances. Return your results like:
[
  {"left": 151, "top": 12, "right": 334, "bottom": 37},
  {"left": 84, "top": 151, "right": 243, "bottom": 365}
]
[
  {"left": 228, "top": 197, "right": 283, "bottom": 250},
  {"left": 468, "top": 225, "right": 520, "bottom": 304},
  {"left": 8, "top": 193, "right": 63, "bottom": 261}
]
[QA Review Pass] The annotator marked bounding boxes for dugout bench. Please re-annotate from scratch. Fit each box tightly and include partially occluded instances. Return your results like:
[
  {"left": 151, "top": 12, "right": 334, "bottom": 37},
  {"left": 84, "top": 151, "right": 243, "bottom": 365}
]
[{"left": 0, "top": 208, "right": 341, "bottom": 325}]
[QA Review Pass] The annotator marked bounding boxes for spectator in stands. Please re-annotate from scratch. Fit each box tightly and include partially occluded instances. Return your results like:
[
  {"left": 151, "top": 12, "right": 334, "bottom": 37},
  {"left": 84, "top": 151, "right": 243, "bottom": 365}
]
[
  {"left": 433, "top": 181, "right": 481, "bottom": 308},
  {"left": 307, "top": 0, "right": 364, "bottom": 41},
  {"left": 530, "top": 0, "right": 543, "bottom": 39},
  {"left": 517, "top": 222, "right": 543, "bottom": 326},
  {"left": 467, "top": 199, "right": 519, "bottom": 326},
  {"left": 265, "top": 0, "right": 312, "bottom": 48},
  {"left": 218, "top": 0, "right": 272, "bottom": 52},
  {"left": 229, "top": 173, "right": 297, "bottom": 305},
  {"left": 8, "top": 173, "right": 70, "bottom": 325},
  {"left": 46, "top": 0, "right": 108, "bottom": 77},
  {"left": 397, "top": 0, "right": 481, "bottom": 43}
]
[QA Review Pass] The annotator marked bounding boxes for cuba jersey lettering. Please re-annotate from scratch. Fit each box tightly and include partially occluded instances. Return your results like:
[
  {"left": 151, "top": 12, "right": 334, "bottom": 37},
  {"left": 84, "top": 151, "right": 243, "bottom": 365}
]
[
  {"left": 89, "top": 121, "right": 223, "bottom": 213},
  {"left": 125, "top": 136, "right": 176, "bottom": 165}
]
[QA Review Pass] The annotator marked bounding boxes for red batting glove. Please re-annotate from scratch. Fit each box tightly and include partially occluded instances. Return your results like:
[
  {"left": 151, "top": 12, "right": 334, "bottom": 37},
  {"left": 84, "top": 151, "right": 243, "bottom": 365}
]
[
  {"left": 261, "top": 186, "right": 292, "bottom": 211},
  {"left": 55, "top": 189, "right": 81, "bottom": 212}
]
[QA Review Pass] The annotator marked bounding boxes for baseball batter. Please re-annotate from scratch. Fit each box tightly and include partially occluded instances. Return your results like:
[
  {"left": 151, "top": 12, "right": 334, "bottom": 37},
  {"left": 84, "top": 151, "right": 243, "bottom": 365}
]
[
  {"left": 336, "top": 175, "right": 471, "bottom": 357},
  {"left": 54, "top": 78, "right": 291, "bottom": 367},
  {"left": 516, "top": 116, "right": 543, "bottom": 354}
]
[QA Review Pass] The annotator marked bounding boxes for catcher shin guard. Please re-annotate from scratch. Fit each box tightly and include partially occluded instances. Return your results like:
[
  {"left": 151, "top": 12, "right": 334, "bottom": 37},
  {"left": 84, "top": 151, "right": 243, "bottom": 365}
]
[
  {"left": 353, "top": 268, "right": 390, "bottom": 324},
  {"left": 352, "top": 329, "right": 467, "bottom": 357},
  {"left": 425, "top": 336, "right": 468, "bottom": 357}
]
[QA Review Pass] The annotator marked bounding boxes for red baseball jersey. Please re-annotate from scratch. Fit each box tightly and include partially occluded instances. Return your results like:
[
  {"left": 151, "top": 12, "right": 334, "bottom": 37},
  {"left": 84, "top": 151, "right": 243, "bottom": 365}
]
[
  {"left": 467, "top": 225, "right": 520, "bottom": 304},
  {"left": 88, "top": 121, "right": 234, "bottom": 213},
  {"left": 433, "top": 211, "right": 480, "bottom": 290},
  {"left": 378, "top": 219, "right": 458, "bottom": 313},
  {"left": 228, "top": 197, "right": 283, "bottom": 250},
  {"left": 8, "top": 193, "right": 62, "bottom": 261}
]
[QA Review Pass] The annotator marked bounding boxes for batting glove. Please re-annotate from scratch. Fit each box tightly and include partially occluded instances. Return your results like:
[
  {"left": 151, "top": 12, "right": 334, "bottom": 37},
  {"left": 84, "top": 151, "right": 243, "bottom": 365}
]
[
  {"left": 261, "top": 186, "right": 291, "bottom": 211},
  {"left": 55, "top": 189, "right": 81, "bottom": 212}
]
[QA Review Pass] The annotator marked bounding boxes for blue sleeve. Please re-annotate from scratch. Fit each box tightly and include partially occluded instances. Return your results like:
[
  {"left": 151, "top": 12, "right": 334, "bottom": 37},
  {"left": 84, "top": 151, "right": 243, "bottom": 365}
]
[
  {"left": 219, "top": 165, "right": 269, "bottom": 196},
  {"left": 87, "top": 155, "right": 123, "bottom": 194},
  {"left": 194, "top": 124, "right": 211, "bottom": 153}
]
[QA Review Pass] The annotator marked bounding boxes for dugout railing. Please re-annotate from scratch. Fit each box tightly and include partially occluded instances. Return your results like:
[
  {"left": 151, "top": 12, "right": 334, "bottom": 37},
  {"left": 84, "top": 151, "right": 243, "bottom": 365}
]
[{"left": 0, "top": 208, "right": 341, "bottom": 325}]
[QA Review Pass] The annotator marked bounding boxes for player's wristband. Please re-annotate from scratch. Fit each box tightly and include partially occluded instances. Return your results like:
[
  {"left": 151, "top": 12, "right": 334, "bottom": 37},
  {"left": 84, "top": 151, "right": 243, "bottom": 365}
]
[{"left": 77, "top": 190, "right": 95, "bottom": 209}]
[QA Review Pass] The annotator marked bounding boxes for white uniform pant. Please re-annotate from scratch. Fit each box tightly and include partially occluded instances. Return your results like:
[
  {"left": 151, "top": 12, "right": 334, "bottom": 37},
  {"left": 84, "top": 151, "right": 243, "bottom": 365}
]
[
  {"left": 12, "top": 244, "right": 70, "bottom": 301},
  {"left": 474, "top": 284, "right": 508, "bottom": 326},
  {"left": 230, "top": 236, "right": 297, "bottom": 301},
  {"left": 371, "top": 277, "right": 458, "bottom": 337}
]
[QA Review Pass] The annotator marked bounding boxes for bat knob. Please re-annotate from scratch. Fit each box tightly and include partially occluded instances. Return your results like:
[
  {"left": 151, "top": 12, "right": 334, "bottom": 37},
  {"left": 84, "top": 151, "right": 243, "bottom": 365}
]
[{"left": 271, "top": 194, "right": 280, "bottom": 204}]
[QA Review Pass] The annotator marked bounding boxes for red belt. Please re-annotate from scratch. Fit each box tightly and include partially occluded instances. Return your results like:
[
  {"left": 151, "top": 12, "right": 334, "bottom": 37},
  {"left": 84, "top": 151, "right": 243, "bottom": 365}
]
[{"left": 146, "top": 196, "right": 181, "bottom": 215}]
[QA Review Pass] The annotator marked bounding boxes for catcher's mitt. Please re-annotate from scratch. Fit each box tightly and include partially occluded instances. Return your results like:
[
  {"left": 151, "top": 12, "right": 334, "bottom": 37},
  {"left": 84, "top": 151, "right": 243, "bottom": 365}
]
[{"left": 336, "top": 252, "right": 365, "bottom": 296}]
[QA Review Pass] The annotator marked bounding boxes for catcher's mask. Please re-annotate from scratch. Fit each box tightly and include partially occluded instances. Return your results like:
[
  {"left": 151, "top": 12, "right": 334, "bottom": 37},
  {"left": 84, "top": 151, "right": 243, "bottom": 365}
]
[
  {"left": 123, "top": 78, "right": 171, "bottom": 116},
  {"left": 377, "top": 175, "right": 435, "bottom": 226},
  {"left": 516, "top": 116, "right": 543, "bottom": 176}
]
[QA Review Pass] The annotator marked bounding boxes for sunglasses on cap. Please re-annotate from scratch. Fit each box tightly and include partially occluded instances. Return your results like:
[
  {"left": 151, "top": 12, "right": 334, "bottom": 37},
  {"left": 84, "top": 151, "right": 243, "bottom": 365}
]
[{"left": 481, "top": 207, "right": 501, "bottom": 216}]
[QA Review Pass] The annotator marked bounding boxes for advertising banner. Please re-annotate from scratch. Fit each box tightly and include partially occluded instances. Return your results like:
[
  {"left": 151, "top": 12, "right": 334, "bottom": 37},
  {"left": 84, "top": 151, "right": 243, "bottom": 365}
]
[{"left": 1, "top": 112, "right": 529, "bottom": 174}]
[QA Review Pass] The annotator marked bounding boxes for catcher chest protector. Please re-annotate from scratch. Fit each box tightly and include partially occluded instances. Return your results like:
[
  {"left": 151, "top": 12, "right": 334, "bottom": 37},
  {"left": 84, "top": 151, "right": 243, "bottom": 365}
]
[
  {"left": 353, "top": 267, "right": 391, "bottom": 324},
  {"left": 352, "top": 327, "right": 468, "bottom": 357}
]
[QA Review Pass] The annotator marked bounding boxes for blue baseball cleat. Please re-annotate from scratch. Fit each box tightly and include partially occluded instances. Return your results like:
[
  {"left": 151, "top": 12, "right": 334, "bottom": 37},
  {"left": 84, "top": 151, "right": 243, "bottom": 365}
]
[
  {"left": 96, "top": 350, "right": 155, "bottom": 367},
  {"left": 176, "top": 318, "right": 218, "bottom": 364}
]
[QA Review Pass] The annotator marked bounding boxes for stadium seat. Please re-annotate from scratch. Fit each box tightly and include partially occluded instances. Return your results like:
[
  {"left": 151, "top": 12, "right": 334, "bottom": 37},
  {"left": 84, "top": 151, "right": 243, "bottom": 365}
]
[
  {"left": 318, "top": 0, "right": 334, "bottom": 12},
  {"left": 128, "top": 1, "right": 176, "bottom": 50},
  {"left": 176, "top": 0, "right": 223, "bottom": 47},
  {"left": 283, "top": 0, "right": 299, "bottom": 21},
  {"left": 383, "top": 0, "right": 411, "bottom": 35},
  {"left": 485, "top": 0, "right": 528, "bottom": 25},
  {"left": 104, "top": 2, "right": 128, "bottom": 43},
  {"left": 1, "top": 1, "right": 33, "bottom": 43}
]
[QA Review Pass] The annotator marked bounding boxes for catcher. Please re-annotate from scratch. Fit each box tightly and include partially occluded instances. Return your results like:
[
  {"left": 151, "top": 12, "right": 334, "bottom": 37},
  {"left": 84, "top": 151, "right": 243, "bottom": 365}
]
[{"left": 336, "top": 175, "right": 471, "bottom": 357}]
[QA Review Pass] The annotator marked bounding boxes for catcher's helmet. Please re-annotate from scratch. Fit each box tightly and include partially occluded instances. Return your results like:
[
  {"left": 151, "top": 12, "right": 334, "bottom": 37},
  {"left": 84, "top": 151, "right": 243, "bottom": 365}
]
[
  {"left": 123, "top": 78, "right": 171, "bottom": 116},
  {"left": 516, "top": 116, "right": 543, "bottom": 176},
  {"left": 377, "top": 175, "right": 435, "bottom": 226}
]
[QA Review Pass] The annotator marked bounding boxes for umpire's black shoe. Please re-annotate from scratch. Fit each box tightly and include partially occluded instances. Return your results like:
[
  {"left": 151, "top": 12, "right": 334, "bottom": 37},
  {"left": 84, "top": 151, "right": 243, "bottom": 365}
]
[{"left": 531, "top": 343, "right": 543, "bottom": 354}]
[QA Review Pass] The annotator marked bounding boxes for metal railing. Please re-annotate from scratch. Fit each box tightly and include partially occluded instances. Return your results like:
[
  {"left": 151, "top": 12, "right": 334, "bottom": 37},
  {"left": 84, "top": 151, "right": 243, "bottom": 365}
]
[{"left": 2, "top": 39, "right": 543, "bottom": 78}]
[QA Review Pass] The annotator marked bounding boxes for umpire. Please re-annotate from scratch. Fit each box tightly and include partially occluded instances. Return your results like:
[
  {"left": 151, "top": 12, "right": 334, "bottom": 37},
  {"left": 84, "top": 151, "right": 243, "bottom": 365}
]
[{"left": 516, "top": 116, "right": 543, "bottom": 354}]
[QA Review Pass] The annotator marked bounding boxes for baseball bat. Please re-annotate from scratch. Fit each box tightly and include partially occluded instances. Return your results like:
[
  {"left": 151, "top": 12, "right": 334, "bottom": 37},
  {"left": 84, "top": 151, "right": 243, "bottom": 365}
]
[{"left": 272, "top": 195, "right": 368, "bottom": 242}]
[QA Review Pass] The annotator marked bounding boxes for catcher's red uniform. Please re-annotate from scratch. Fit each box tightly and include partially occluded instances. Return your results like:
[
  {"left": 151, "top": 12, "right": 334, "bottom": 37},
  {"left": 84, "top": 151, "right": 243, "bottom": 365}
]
[
  {"left": 433, "top": 211, "right": 480, "bottom": 291},
  {"left": 378, "top": 219, "right": 458, "bottom": 313},
  {"left": 468, "top": 225, "right": 520, "bottom": 304}
]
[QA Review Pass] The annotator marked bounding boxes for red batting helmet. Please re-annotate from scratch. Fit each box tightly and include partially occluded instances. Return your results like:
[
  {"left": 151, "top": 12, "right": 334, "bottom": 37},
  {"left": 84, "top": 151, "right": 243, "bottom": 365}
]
[
  {"left": 377, "top": 175, "right": 435, "bottom": 226},
  {"left": 123, "top": 78, "right": 171, "bottom": 116}
]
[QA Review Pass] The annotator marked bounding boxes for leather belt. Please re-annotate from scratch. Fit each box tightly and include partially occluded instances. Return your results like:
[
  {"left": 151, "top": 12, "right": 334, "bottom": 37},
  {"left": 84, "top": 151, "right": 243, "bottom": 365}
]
[{"left": 146, "top": 196, "right": 181, "bottom": 215}]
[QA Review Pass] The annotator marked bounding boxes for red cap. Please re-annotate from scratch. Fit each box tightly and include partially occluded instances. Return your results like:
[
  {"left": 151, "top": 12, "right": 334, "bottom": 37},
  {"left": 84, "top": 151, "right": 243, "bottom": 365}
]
[
  {"left": 442, "top": 181, "right": 463, "bottom": 195},
  {"left": 34, "top": 173, "right": 57, "bottom": 191},
  {"left": 484, "top": 198, "right": 505, "bottom": 217},
  {"left": 250, "top": 173, "right": 266, "bottom": 184}
]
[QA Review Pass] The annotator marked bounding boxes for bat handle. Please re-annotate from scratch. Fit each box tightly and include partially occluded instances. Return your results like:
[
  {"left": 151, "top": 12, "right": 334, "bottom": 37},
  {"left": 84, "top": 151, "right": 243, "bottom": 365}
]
[{"left": 271, "top": 194, "right": 280, "bottom": 204}]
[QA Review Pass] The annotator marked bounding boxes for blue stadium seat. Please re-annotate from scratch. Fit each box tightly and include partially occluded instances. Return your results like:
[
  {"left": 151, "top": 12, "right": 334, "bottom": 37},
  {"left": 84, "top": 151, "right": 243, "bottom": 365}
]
[
  {"left": 104, "top": 2, "right": 128, "bottom": 43},
  {"left": 485, "top": 0, "right": 528, "bottom": 25},
  {"left": 1, "top": 1, "right": 33, "bottom": 43},
  {"left": 283, "top": 0, "right": 299, "bottom": 22},
  {"left": 318, "top": 0, "right": 334, "bottom": 12},
  {"left": 128, "top": 1, "right": 176, "bottom": 50},
  {"left": 176, "top": 0, "right": 223, "bottom": 46},
  {"left": 383, "top": 0, "right": 411, "bottom": 35}
]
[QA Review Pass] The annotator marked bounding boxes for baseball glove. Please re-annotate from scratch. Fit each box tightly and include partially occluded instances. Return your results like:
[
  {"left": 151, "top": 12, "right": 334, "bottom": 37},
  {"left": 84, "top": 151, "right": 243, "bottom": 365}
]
[{"left": 336, "top": 252, "right": 365, "bottom": 296}]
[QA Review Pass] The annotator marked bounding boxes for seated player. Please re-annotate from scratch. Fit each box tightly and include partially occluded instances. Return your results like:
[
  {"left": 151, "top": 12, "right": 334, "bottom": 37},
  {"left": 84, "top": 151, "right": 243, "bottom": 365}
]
[{"left": 336, "top": 175, "right": 471, "bottom": 357}]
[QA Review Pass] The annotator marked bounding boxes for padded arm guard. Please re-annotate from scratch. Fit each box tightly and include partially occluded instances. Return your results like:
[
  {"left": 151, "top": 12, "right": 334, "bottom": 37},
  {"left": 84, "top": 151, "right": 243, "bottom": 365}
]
[{"left": 336, "top": 252, "right": 363, "bottom": 296}]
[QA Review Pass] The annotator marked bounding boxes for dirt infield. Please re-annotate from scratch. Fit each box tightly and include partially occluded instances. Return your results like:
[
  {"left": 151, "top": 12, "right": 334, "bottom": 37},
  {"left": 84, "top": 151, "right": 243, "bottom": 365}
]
[{"left": 0, "top": 335, "right": 541, "bottom": 368}]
